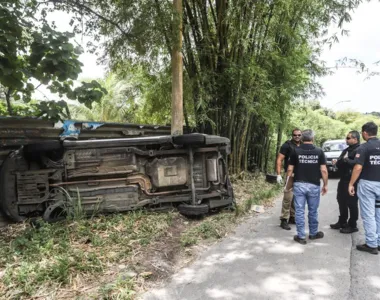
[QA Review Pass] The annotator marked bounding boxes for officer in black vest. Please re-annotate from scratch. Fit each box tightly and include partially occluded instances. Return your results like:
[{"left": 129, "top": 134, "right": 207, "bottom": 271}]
[
  {"left": 287, "top": 129, "right": 328, "bottom": 245},
  {"left": 276, "top": 128, "right": 302, "bottom": 230},
  {"left": 349, "top": 122, "right": 380, "bottom": 255},
  {"left": 330, "top": 131, "right": 360, "bottom": 233}
]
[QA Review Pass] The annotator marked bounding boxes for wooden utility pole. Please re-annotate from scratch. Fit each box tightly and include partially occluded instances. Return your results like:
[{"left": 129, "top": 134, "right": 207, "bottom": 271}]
[{"left": 171, "top": 0, "right": 183, "bottom": 135}]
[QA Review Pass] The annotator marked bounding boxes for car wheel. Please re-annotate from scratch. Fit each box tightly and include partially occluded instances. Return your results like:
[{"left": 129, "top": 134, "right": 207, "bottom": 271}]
[
  {"left": 0, "top": 151, "right": 28, "bottom": 222},
  {"left": 178, "top": 203, "right": 209, "bottom": 217},
  {"left": 43, "top": 202, "right": 67, "bottom": 223}
]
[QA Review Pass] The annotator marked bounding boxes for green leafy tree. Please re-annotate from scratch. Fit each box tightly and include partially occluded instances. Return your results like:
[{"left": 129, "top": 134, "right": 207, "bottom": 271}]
[
  {"left": 46, "top": 0, "right": 365, "bottom": 172},
  {"left": 288, "top": 101, "right": 380, "bottom": 146},
  {"left": 0, "top": 1, "right": 107, "bottom": 121},
  {"left": 70, "top": 74, "right": 138, "bottom": 122},
  {"left": 70, "top": 65, "right": 192, "bottom": 126},
  {"left": 290, "top": 105, "right": 350, "bottom": 145},
  {"left": 336, "top": 110, "right": 364, "bottom": 125}
]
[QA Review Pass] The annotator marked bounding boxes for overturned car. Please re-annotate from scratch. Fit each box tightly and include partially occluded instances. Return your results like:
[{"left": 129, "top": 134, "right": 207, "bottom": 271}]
[{"left": 0, "top": 133, "right": 234, "bottom": 222}]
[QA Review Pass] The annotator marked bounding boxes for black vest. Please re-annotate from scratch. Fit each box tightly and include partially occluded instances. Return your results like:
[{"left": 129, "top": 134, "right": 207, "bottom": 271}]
[
  {"left": 284, "top": 140, "right": 298, "bottom": 172},
  {"left": 336, "top": 143, "right": 360, "bottom": 182},
  {"left": 360, "top": 138, "right": 380, "bottom": 182},
  {"left": 294, "top": 145, "right": 324, "bottom": 186}
]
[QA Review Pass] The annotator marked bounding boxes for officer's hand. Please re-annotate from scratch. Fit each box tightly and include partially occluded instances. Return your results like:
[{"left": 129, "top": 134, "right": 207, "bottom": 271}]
[
  {"left": 322, "top": 185, "right": 328, "bottom": 196},
  {"left": 348, "top": 185, "right": 355, "bottom": 196},
  {"left": 276, "top": 175, "right": 283, "bottom": 184},
  {"left": 332, "top": 159, "right": 337, "bottom": 165}
]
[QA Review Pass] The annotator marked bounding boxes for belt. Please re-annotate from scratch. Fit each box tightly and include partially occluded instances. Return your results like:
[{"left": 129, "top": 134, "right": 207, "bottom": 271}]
[{"left": 294, "top": 181, "right": 320, "bottom": 185}]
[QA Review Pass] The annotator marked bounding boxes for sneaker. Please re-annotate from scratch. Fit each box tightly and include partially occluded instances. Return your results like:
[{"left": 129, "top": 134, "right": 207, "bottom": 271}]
[
  {"left": 340, "top": 227, "right": 359, "bottom": 234},
  {"left": 357, "top": 244, "right": 378, "bottom": 255},
  {"left": 294, "top": 235, "right": 307, "bottom": 245},
  {"left": 288, "top": 217, "right": 296, "bottom": 224},
  {"left": 280, "top": 219, "right": 291, "bottom": 230},
  {"left": 330, "top": 221, "right": 347, "bottom": 229},
  {"left": 309, "top": 231, "right": 324, "bottom": 240}
]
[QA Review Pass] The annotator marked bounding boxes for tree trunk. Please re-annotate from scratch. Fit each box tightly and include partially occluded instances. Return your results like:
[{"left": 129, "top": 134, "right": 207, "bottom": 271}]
[
  {"left": 238, "top": 114, "right": 250, "bottom": 171},
  {"left": 264, "top": 137, "right": 271, "bottom": 173},
  {"left": 244, "top": 118, "right": 254, "bottom": 171},
  {"left": 5, "top": 89, "right": 13, "bottom": 116},
  {"left": 171, "top": 0, "right": 183, "bottom": 136},
  {"left": 183, "top": 101, "right": 190, "bottom": 133}
]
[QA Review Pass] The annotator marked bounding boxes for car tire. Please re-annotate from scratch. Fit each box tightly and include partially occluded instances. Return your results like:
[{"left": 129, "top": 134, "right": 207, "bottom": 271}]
[
  {"left": 0, "top": 151, "right": 28, "bottom": 222},
  {"left": 23, "top": 141, "right": 62, "bottom": 154},
  {"left": 178, "top": 203, "right": 209, "bottom": 217},
  {"left": 172, "top": 134, "right": 205, "bottom": 146}
]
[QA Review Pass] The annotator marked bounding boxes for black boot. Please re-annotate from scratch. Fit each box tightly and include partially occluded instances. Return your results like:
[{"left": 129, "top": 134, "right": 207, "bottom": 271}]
[
  {"left": 294, "top": 235, "right": 307, "bottom": 245},
  {"left": 309, "top": 231, "right": 324, "bottom": 240},
  {"left": 340, "top": 227, "right": 359, "bottom": 234},
  {"left": 288, "top": 216, "right": 296, "bottom": 224},
  {"left": 330, "top": 221, "right": 347, "bottom": 229},
  {"left": 280, "top": 219, "right": 291, "bottom": 230},
  {"left": 357, "top": 244, "right": 378, "bottom": 255}
]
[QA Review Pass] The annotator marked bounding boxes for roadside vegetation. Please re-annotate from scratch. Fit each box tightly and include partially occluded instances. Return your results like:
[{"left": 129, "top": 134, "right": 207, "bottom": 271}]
[
  {"left": 180, "top": 179, "right": 280, "bottom": 247},
  {"left": 289, "top": 100, "right": 380, "bottom": 146},
  {"left": 0, "top": 174, "right": 279, "bottom": 299},
  {"left": 0, "top": 212, "right": 173, "bottom": 299}
]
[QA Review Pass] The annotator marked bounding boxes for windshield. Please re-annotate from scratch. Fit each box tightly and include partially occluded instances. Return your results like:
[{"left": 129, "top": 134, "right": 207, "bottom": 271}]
[{"left": 323, "top": 142, "right": 346, "bottom": 152}]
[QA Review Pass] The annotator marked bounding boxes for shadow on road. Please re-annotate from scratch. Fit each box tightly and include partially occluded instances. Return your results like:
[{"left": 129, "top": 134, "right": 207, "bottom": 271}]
[{"left": 145, "top": 233, "right": 347, "bottom": 299}]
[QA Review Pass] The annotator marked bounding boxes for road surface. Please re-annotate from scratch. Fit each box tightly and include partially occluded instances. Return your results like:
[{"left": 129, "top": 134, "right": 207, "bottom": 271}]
[{"left": 143, "top": 179, "right": 380, "bottom": 300}]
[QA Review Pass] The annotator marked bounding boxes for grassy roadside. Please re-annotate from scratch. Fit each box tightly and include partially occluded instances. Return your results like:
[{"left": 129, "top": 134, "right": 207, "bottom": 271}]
[
  {"left": 180, "top": 173, "right": 281, "bottom": 248},
  {"left": 0, "top": 174, "right": 281, "bottom": 299},
  {"left": 0, "top": 212, "right": 175, "bottom": 299}
]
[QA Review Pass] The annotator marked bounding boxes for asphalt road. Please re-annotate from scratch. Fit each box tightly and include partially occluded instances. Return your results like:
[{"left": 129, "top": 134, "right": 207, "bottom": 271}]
[{"left": 143, "top": 179, "right": 380, "bottom": 300}]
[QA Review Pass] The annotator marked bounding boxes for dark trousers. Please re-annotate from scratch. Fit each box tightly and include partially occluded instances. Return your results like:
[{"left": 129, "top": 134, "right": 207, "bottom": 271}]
[{"left": 337, "top": 180, "right": 359, "bottom": 228}]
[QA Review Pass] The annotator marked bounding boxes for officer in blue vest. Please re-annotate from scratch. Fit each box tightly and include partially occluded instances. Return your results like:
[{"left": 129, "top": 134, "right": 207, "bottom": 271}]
[{"left": 349, "top": 122, "right": 380, "bottom": 255}]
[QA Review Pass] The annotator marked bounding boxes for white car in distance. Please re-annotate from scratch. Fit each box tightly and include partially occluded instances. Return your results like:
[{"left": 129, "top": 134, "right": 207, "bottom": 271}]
[{"left": 322, "top": 139, "right": 347, "bottom": 173}]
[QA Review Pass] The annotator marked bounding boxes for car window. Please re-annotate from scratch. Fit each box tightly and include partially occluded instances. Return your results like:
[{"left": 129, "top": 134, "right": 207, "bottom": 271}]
[{"left": 322, "top": 142, "right": 346, "bottom": 152}]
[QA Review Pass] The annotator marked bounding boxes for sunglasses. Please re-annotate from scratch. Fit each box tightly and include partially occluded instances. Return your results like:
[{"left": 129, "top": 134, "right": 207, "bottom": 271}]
[
  {"left": 293, "top": 134, "right": 301, "bottom": 137},
  {"left": 346, "top": 137, "right": 351, "bottom": 140}
]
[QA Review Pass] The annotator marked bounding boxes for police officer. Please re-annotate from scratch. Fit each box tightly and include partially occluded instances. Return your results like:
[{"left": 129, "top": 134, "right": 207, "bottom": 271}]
[
  {"left": 349, "top": 122, "right": 380, "bottom": 255},
  {"left": 330, "top": 131, "right": 360, "bottom": 233},
  {"left": 276, "top": 128, "right": 301, "bottom": 230},
  {"left": 287, "top": 129, "right": 328, "bottom": 245}
]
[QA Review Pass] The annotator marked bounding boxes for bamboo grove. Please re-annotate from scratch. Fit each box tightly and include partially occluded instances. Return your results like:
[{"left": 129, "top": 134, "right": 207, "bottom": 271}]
[{"left": 7, "top": 0, "right": 366, "bottom": 173}]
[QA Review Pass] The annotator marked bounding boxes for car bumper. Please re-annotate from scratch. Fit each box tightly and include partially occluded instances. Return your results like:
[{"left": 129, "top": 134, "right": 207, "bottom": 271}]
[{"left": 326, "top": 161, "right": 338, "bottom": 172}]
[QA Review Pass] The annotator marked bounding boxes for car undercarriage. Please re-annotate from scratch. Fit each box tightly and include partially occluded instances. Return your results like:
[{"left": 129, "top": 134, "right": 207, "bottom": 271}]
[{"left": 0, "top": 133, "right": 234, "bottom": 222}]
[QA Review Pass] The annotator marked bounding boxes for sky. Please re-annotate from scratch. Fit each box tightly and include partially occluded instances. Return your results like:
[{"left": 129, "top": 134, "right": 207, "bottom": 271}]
[
  {"left": 32, "top": 10, "right": 106, "bottom": 102},
  {"left": 318, "top": 1, "right": 380, "bottom": 113},
  {"left": 39, "top": 3, "right": 380, "bottom": 113},
  {"left": 45, "top": 11, "right": 106, "bottom": 80}
]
